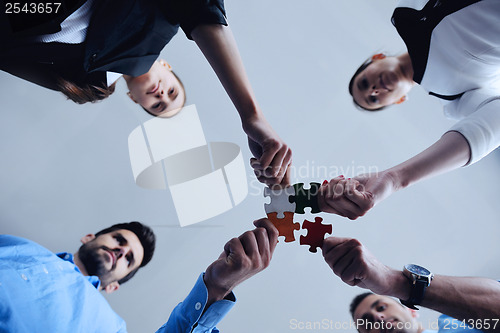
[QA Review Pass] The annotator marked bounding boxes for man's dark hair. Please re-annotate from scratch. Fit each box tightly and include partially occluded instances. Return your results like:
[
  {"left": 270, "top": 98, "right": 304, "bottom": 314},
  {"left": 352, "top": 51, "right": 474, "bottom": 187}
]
[
  {"left": 95, "top": 221, "right": 156, "bottom": 285},
  {"left": 348, "top": 59, "right": 386, "bottom": 112},
  {"left": 350, "top": 292, "right": 374, "bottom": 318}
]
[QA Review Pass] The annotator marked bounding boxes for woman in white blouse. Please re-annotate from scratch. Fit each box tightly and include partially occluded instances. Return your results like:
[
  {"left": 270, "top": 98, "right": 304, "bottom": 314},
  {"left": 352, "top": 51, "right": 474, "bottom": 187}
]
[{"left": 317, "top": 0, "right": 500, "bottom": 219}]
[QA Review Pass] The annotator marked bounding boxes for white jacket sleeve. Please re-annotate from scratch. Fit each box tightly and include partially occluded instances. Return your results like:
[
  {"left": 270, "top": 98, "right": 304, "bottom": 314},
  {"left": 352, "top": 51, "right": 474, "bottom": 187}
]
[{"left": 445, "top": 88, "right": 500, "bottom": 165}]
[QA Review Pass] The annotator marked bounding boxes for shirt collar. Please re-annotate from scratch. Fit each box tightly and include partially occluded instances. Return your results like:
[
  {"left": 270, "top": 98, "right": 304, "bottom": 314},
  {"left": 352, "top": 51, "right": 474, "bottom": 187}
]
[{"left": 56, "top": 252, "right": 101, "bottom": 289}]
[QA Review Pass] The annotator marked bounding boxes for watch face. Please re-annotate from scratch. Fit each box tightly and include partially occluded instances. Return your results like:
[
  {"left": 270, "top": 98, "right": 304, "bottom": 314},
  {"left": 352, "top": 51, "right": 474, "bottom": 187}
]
[{"left": 406, "top": 264, "right": 431, "bottom": 276}]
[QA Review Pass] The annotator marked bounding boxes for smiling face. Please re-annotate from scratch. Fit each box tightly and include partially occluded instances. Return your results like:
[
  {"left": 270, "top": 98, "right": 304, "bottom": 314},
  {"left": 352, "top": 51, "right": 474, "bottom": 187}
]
[
  {"left": 353, "top": 295, "right": 420, "bottom": 333},
  {"left": 77, "top": 229, "right": 144, "bottom": 290},
  {"left": 125, "top": 60, "right": 186, "bottom": 117},
  {"left": 351, "top": 56, "right": 414, "bottom": 110}
]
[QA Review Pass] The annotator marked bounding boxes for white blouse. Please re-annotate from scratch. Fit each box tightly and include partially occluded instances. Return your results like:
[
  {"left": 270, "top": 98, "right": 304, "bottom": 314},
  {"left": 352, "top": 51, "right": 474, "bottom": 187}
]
[{"left": 395, "top": 0, "right": 500, "bottom": 164}]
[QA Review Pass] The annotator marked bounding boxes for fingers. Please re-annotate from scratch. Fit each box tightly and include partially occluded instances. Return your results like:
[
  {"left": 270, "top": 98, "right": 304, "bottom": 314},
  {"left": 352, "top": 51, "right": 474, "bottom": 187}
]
[
  {"left": 270, "top": 149, "right": 292, "bottom": 185},
  {"left": 238, "top": 231, "right": 259, "bottom": 259},
  {"left": 251, "top": 158, "right": 277, "bottom": 186},
  {"left": 252, "top": 226, "right": 271, "bottom": 265},
  {"left": 321, "top": 236, "right": 355, "bottom": 260},
  {"left": 253, "top": 140, "right": 292, "bottom": 185},
  {"left": 223, "top": 237, "right": 245, "bottom": 261},
  {"left": 318, "top": 177, "right": 345, "bottom": 215},
  {"left": 322, "top": 237, "right": 365, "bottom": 285},
  {"left": 259, "top": 139, "right": 289, "bottom": 172},
  {"left": 253, "top": 218, "right": 279, "bottom": 254},
  {"left": 319, "top": 177, "right": 361, "bottom": 219},
  {"left": 344, "top": 186, "right": 374, "bottom": 212},
  {"left": 247, "top": 137, "right": 263, "bottom": 160},
  {"left": 229, "top": 219, "right": 278, "bottom": 270}
]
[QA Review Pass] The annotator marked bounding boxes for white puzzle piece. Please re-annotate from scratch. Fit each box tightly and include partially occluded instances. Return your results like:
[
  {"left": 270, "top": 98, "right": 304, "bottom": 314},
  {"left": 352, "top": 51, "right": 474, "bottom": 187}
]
[{"left": 264, "top": 186, "right": 296, "bottom": 218}]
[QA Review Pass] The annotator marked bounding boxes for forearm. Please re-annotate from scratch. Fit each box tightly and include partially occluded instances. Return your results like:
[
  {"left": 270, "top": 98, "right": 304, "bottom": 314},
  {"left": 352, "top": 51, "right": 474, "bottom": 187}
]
[
  {"left": 191, "top": 24, "right": 262, "bottom": 124},
  {"left": 386, "top": 272, "right": 500, "bottom": 327},
  {"left": 387, "top": 131, "right": 471, "bottom": 190},
  {"left": 422, "top": 276, "right": 500, "bottom": 323}
]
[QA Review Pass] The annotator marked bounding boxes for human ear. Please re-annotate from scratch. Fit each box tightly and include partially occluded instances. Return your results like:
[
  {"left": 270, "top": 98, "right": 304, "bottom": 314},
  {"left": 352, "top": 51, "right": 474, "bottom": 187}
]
[
  {"left": 81, "top": 234, "right": 96, "bottom": 244},
  {"left": 409, "top": 309, "right": 419, "bottom": 318},
  {"left": 127, "top": 91, "right": 138, "bottom": 103},
  {"left": 104, "top": 281, "right": 120, "bottom": 294},
  {"left": 394, "top": 95, "right": 407, "bottom": 105},
  {"left": 158, "top": 59, "right": 172, "bottom": 71},
  {"left": 371, "top": 53, "right": 386, "bottom": 61}
]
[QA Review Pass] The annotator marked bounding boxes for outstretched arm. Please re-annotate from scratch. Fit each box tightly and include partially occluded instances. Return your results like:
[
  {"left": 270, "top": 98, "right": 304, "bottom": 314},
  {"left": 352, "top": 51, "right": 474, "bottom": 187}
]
[
  {"left": 319, "top": 131, "right": 471, "bottom": 219},
  {"left": 191, "top": 24, "right": 292, "bottom": 185},
  {"left": 203, "top": 218, "right": 278, "bottom": 306},
  {"left": 157, "top": 218, "right": 278, "bottom": 333},
  {"left": 322, "top": 236, "right": 500, "bottom": 329}
]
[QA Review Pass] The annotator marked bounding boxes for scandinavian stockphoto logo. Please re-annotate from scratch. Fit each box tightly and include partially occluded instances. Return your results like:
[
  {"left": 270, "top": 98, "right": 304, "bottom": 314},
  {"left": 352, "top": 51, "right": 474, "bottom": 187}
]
[
  {"left": 248, "top": 160, "right": 379, "bottom": 197},
  {"left": 289, "top": 318, "right": 440, "bottom": 331},
  {"left": 128, "top": 104, "right": 248, "bottom": 227}
]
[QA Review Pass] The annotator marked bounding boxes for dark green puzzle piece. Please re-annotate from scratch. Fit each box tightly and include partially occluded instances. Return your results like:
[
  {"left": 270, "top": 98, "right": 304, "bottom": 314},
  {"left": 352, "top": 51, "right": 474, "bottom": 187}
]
[{"left": 289, "top": 182, "right": 321, "bottom": 214}]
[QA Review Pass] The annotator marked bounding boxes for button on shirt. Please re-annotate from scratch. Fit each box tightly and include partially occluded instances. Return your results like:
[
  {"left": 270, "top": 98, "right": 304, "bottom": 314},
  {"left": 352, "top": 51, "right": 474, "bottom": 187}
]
[
  {"left": 0, "top": 235, "right": 127, "bottom": 333},
  {"left": 159, "top": 273, "right": 236, "bottom": 333},
  {"left": 0, "top": 235, "right": 236, "bottom": 332}
]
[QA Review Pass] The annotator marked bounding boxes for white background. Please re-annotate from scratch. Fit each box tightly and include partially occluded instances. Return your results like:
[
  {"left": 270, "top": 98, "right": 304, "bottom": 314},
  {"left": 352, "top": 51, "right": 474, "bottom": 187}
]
[{"left": 1, "top": 0, "right": 499, "bottom": 332}]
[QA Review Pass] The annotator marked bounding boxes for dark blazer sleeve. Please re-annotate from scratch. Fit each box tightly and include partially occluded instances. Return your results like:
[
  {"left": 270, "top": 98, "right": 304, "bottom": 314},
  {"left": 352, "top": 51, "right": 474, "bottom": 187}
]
[{"left": 164, "top": 0, "right": 228, "bottom": 40}]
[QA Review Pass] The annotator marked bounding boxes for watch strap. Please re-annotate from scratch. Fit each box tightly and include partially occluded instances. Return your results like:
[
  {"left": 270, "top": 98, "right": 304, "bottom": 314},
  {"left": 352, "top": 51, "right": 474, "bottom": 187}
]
[{"left": 400, "top": 267, "right": 432, "bottom": 310}]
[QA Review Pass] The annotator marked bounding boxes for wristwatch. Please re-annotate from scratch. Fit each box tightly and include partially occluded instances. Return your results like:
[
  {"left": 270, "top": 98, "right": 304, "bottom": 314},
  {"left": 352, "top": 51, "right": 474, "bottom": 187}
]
[{"left": 400, "top": 264, "right": 433, "bottom": 310}]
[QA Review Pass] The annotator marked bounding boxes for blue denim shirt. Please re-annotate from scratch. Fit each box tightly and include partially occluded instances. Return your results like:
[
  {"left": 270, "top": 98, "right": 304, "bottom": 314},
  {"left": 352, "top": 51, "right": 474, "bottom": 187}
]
[{"left": 0, "top": 235, "right": 235, "bottom": 332}]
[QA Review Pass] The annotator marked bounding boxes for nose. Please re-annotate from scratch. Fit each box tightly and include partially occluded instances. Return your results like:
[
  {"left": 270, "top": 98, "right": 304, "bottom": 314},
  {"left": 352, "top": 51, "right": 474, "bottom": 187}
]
[
  {"left": 373, "top": 312, "right": 385, "bottom": 322},
  {"left": 113, "top": 245, "right": 130, "bottom": 261},
  {"left": 155, "top": 89, "right": 164, "bottom": 98},
  {"left": 371, "top": 85, "right": 380, "bottom": 96},
  {"left": 113, "top": 247, "right": 125, "bottom": 260}
]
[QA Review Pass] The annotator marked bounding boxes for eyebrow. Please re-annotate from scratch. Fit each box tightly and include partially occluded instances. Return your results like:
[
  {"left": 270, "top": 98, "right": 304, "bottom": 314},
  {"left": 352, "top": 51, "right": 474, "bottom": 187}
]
[
  {"left": 151, "top": 86, "right": 182, "bottom": 114},
  {"left": 114, "top": 233, "right": 127, "bottom": 245},
  {"left": 149, "top": 102, "right": 166, "bottom": 114},
  {"left": 128, "top": 252, "right": 135, "bottom": 267},
  {"left": 114, "top": 233, "right": 135, "bottom": 267},
  {"left": 356, "top": 78, "right": 372, "bottom": 108},
  {"left": 371, "top": 300, "right": 380, "bottom": 309}
]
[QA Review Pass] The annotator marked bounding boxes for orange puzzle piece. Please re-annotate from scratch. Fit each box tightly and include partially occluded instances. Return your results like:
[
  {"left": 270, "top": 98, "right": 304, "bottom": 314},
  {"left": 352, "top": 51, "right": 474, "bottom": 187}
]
[{"left": 266, "top": 211, "right": 300, "bottom": 243}]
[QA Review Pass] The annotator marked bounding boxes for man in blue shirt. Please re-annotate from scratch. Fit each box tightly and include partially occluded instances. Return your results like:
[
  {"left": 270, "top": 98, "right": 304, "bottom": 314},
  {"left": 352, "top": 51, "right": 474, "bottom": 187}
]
[
  {"left": 0, "top": 218, "right": 278, "bottom": 332},
  {"left": 321, "top": 236, "right": 500, "bottom": 333}
]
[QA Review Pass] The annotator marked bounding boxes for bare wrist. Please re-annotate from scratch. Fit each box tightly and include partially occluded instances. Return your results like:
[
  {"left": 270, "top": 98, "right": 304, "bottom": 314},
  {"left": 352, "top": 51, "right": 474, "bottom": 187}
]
[
  {"left": 240, "top": 107, "right": 264, "bottom": 126},
  {"left": 385, "top": 167, "right": 407, "bottom": 191},
  {"left": 203, "top": 274, "right": 231, "bottom": 307},
  {"left": 386, "top": 268, "right": 412, "bottom": 301}
]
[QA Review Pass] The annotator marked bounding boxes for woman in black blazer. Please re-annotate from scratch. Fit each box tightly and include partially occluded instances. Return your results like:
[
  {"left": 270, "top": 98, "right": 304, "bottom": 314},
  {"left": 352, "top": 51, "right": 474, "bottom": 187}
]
[{"left": 1, "top": 0, "right": 292, "bottom": 185}]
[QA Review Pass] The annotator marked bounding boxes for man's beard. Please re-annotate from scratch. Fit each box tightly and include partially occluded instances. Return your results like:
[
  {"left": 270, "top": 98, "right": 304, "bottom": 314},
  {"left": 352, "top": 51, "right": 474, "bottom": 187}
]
[{"left": 77, "top": 241, "right": 116, "bottom": 287}]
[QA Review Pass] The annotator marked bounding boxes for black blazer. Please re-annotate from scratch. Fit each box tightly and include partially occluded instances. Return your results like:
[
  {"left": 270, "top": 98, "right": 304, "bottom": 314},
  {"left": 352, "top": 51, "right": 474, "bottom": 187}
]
[{"left": 0, "top": 0, "right": 227, "bottom": 91}]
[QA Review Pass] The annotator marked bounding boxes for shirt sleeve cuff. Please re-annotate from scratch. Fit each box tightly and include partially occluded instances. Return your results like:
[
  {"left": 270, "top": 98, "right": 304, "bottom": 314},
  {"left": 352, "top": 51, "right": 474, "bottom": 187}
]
[
  {"left": 156, "top": 273, "right": 236, "bottom": 333},
  {"left": 195, "top": 273, "right": 236, "bottom": 331}
]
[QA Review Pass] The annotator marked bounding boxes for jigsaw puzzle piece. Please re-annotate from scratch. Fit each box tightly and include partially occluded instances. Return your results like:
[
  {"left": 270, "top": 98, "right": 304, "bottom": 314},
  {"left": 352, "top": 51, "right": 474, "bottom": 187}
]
[
  {"left": 289, "top": 182, "right": 321, "bottom": 214},
  {"left": 299, "top": 217, "right": 332, "bottom": 253},
  {"left": 264, "top": 186, "right": 296, "bottom": 218},
  {"left": 266, "top": 211, "right": 300, "bottom": 243}
]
